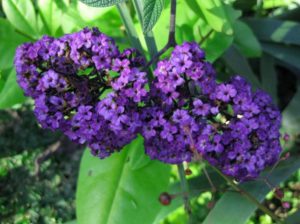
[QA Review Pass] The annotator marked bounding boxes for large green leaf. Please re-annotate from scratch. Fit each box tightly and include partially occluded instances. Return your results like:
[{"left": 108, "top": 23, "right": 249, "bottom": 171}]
[
  {"left": 76, "top": 137, "right": 171, "bottom": 224},
  {"left": 143, "top": 0, "right": 165, "bottom": 33},
  {"left": 201, "top": 29, "right": 233, "bottom": 62},
  {"left": 80, "top": 0, "right": 126, "bottom": 7},
  {"left": 2, "top": 0, "right": 39, "bottom": 39},
  {"left": 245, "top": 18, "right": 300, "bottom": 46},
  {"left": 260, "top": 53, "right": 278, "bottom": 105},
  {"left": 203, "top": 157, "right": 300, "bottom": 224},
  {"left": 196, "top": 0, "right": 235, "bottom": 35},
  {"left": 233, "top": 20, "right": 262, "bottom": 57},
  {"left": 37, "top": 0, "right": 63, "bottom": 36},
  {"left": 222, "top": 45, "right": 261, "bottom": 88},
  {"left": 262, "top": 43, "right": 300, "bottom": 71},
  {"left": 0, "top": 69, "right": 26, "bottom": 109},
  {"left": 282, "top": 83, "right": 300, "bottom": 136},
  {"left": 0, "top": 18, "right": 30, "bottom": 70}
]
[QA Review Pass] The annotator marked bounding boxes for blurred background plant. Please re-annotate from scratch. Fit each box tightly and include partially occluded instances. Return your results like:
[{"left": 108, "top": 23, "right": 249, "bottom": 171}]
[{"left": 0, "top": 0, "right": 300, "bottom": 223}]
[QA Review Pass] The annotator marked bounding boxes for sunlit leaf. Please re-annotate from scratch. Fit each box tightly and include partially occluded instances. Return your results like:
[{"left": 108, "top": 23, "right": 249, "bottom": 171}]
[
  {"left": 2, "top": 0, "right": 39, "bottom": 39},
  {"left": 80, "top": 0, "right": 126, "bottom": 7},
  {"left": 143, "top": 0, "right": 165, "bottom": 33},
  {"left": 0, "top": 69, "right": 26, "bottom": 109},
  {"left": 76, "top": 138, "right": 171, "bottom": 224}
]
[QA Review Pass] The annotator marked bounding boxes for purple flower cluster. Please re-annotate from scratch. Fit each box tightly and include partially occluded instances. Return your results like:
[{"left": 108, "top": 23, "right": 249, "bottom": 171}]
[
  {"left": 141, "top": 42, "right": 282, "bottom": 181},
  {"left": 141, "top": 42, "right": 216, "bottom": 163},
  {"left": 14, "top": 27, "right": 147, "bottom": 158},
  {"left": 15, "top": 30, "right": 282, "bottom": 181}
]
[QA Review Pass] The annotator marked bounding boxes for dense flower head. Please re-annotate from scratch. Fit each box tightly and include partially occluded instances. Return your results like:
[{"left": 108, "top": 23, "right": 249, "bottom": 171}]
[
  {"left": 14, "top": 27, "right": 147, "bottom": 158},
  {"left": 141, "top": 42, "right": 217, "bottom": 164},
  {"left": 196, "top": 76, "right": 282, "bottom": 181},
  {"left": 15, "top": 32, "right": 282, "bottom": 181},
  {"left": 141, "top": 42, "right": 282, "bottom": 181}
]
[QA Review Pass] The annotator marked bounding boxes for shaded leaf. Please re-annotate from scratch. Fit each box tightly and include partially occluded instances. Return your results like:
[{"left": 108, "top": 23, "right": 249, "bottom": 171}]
[
  {"left": 143, "top": 0, "right": 165, "bottom": 33},
  {"left": 80, "top": 0, "right": 126, "bottom": 7},
  {"left": 222, "top": 45, "right": 261, "bottom": 88},
  {"left": 262, "top": 43, "right": 300, "bottom": 71},
  {"left": 233, "top": 20, "right": 262, "bottom": 57},
  {"left": 76, "top": 138, "right": 170, "bottom": 224},
  {"left": 260, "top": 53, "right": 278, "bottom": 105},
  {"left": 285, "top": 210, "right": 300, "bottom": 224},
  {"left": 245, "top": 18, "right": 300, "bottom": 46},
  {"left": 203, "top": 157, "right": 300, "bottom": 224},
  {"left": 282, "top": 83, "right": 300, "bottom": 136}
]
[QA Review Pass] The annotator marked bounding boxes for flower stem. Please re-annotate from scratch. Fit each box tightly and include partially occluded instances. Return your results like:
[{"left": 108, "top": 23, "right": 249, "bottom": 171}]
[
  {"left": 132, "top": 0, "right": 158, "bottom": 59},
  {"left": 177, "top": 164, "right": 192, "bottom": 217},
  {"left": 210, "top": 165, "right": 283, "bottom": 223},
  {"left": 116, "top": 2, "right": 144, "bottom": 55},
  {"left": 143, "top": 0, "right": 177, "bottom": 70}
]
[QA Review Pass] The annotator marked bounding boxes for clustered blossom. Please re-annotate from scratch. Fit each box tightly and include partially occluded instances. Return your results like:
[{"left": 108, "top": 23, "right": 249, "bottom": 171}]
[
  {"left": 15, "top": 29, "right": 282, "bottom": 181},
  {"left": 14, "top": 27, "right": 147, "bottom": 158},
  {"left": 141, "top": 42, "right": 282, "bottom": 181}
]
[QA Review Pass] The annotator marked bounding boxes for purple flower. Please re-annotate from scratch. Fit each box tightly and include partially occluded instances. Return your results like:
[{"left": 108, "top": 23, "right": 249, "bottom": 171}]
[{"left": 216, "top": 84, "right": 237, "bottom": 102}]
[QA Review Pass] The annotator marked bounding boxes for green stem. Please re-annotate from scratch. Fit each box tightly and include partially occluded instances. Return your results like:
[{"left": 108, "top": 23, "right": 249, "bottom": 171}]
[
  {"left": 211, "top": 166, "right": 283, "bottom": 223},
  {"left": 132, "top": 0, "right": 158, "bottom": 59},
  {"left": 177, "top": 164, "right": 192, "bottom": 217},
  {"left": 116, "top": 2, "right": 144, "bottom": 54}
]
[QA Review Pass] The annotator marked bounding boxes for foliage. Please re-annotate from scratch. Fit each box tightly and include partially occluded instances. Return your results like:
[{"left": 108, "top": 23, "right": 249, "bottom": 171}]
[{"left": 0, "top": 0, "right": 300, "bottom": 224}]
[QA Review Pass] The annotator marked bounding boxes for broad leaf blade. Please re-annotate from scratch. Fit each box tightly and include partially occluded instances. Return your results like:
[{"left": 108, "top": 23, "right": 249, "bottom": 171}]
[
  {"left": 80, "top": 0, "right": 126, "bottom": 7},
  {"left": 282, "top": 83, "right": 300, "bottom": 136},
  {"left": 222, "top": 45, "right": 261, "bottom": 88},
  {"left": 245, "top": 18, "right": 300, "bottom": 46},
  {"left": 233, "top": 20, "right": 262, "bottom": 57},
  {"left": 0, "top": 18, "right": 30, "bottom": 70},
  {"left": 262, "top": 43, "right": 300, "bottom": 72},
  {"left": 260, "top": 53, "right": 278, "bottom": 105},
  {"left": 2, "top": 0, "right": 39, "bottom": 39},
  {"left": 197, "top": 0, "right": 236, "bottom": 35},
  {"left": 143, "top": 0, "right": 165, "bottom": 33},
  {"left": 76, "top": 138, "right": 170, "bottom": 224},
  {"left": 203, "top": 157, "right": 300, "bottom": 224},
  {"left": 37, "top": 0, "right": 63, "bottom": 36},
  {"left": 0, "top": 69, "right": 26, "bottom": 109}
]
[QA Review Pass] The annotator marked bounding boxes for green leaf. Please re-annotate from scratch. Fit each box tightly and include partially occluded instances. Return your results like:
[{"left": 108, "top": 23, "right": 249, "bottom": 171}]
[
  {"left": 233, "top": 20, "right": 262, "bottom": 57},
  {"left": 0, "top": 69, "right": 26, "bottom": 109},
  {"left": 2, "top": 0, "right": 39, "bottom": 39},
  {"left": 0, "top": 18, "right": 30, "bottom": 70},
  {"left": 260, "top": 53, "right": 278, "bottom": 105},
  {"left": 285, "top": 210, "right": 300, "bottom": 224},
  {"left": 262, "top": 43, "right": 300, "bottom": 71},
  {"left": 37, "top": 0, "right": 63, "bottom": 36},
  {"left": 143, "top": 0, "right": 165, "bottom": 33},
  {"left": 282, "top": 83, "right": 300, "bottom": 136},
  {"left": 201, "top": 30, "right": 233, "bottom": 62},
  {"left": 203, "top": 157, "right": 300, "bottom": 224},
  {"left": 76, "top": 138, "right": 171, "bottom": 224},
  {"left": 80, "top": 0, "right": 126, "bottom": 7},
  {"left": 245, "top": 18, "right": 300, "bottom": 46},
  {"left": 196, "top": 0, "right": 235, "bottom": 35},
  {"left": 222, "top": 45, "right": 261, "bottom": 88}
]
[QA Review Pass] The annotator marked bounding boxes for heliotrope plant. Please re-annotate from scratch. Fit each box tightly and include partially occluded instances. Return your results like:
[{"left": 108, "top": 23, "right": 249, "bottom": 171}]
[{"left": 13, "top": 0, "right": 289, "bottom": 222}]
